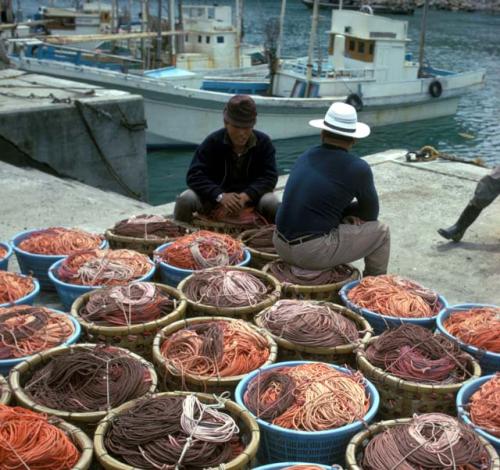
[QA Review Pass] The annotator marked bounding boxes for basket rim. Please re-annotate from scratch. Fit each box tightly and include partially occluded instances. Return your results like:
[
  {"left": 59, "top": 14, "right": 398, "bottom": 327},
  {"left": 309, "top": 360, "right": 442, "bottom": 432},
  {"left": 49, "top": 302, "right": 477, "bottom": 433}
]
[
  {"left": 356, "top": 336, "right": 482, "bottom": 392},
  {"left": 105, "top": 226, "right": 192, "bottom": 246},
  {"left": 0, "top": 374, "right": 11, "bottom": 405},
  {"left": 0, "top": 274, "right": 40, "bottom": 308},
  {"left": 237, "top": 228, "right": 279, "bottom": 262},
  {"left": 152, "top": 315, "right": 278, "bottom": 384},
  {"left": 53, "top": 417, "right": 94, "bottom": 470},
  {"left": 0, "top": 242, "right": 13, "bottom": 262},
  {"left": 234, "top": 360, "right": 380, "bottom": 437},
  {"left": 178, "top": 265, "right": 282, "bottom": 315},
  {"left": 436, "top": 303, "right": 500, "bottom": 358},
  {"left": 70, "top": 283, "right": 187, "bottom": 335},
  {"left": 9, "top": 343, "right": 158, "bottom": 422},
  {"left": 263, "top": 261, "right": 361, "bottom": 292},
  {"left": 254, "top": 300, "right": 373, "bottom": 355},
  {"left": 93, "top": 391, "right": 260, "bottom": 470},
  {"left": 345, "top": 416, "right": 500, "bottom": 469}
]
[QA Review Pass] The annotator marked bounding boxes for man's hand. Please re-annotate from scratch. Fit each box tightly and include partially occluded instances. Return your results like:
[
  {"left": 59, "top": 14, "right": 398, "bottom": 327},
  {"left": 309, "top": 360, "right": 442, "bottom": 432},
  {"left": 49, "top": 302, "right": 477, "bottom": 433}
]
[
  {"left": 238, "top": 192, "right": 251, "bottom": 206},
  {"left": 343, "top": 216, "right": 365, "bottom": 226},
  {"left": 219, "top": 193, "right": 242, "bottom": 214}
]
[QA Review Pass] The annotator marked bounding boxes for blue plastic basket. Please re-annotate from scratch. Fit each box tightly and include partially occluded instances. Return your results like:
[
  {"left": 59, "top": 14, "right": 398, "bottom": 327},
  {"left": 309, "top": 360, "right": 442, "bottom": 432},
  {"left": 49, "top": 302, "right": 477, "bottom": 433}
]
[
  {"left": 12, "top": 229, "right": 107, "bottom": 290},
  {"left": 235, "top": 361, "right": 380, "bottom": 465},
  {"left": 0, "top": 274, "right": 40, "bottom": 308},
  {"left": 0, "top": 310, "right": 81, "bottom": 375},
  {"left": 437, "top": 304, "right": 500, "bottom": 375},
  {"left": 339, "top": 280, "right": 448, "bottom": 335},
  {"left": 0, "top": 242, "right": 13, "bottom": 271},
  {"left": 457, "top": 374, "right": 500, "bottom": 452},
  {"left": 154, "top": 242, "right": 251, "bottom": 287},
  {"left": 48, "top": 258, "right": 156, "bottom": 311},
  {"left": 254, "top": 463, "right": 342, "bottom": 470}
]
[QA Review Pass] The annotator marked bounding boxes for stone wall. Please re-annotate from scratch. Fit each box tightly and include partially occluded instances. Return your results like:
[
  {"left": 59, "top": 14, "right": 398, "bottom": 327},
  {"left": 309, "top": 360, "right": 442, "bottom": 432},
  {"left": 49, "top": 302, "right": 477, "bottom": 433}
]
[{"left": 414, "top": 0, "right": 500, "bottom": 11}]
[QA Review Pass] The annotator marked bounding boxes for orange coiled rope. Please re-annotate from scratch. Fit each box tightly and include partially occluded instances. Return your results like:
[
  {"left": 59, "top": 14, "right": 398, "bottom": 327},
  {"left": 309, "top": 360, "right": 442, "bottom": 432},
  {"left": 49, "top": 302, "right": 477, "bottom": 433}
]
[
  {"left": 469, "top": 373, "right": 500, "bottom": 437},
  {"left": 198, "top": 206, "right": 269, "bottom": 228},
  {"left": 0, "top": 272, "right": 34, "bottom": 305},
  {"left": 18, "top": 227, "right": 102, "bottom": 255},
  {"left": 347, "top": 275, "right": 442, "bottom": 318},
  {"left": 244, "top": 363, "right": 369, "bottom": 431},
  {"left": 0, "top": 306, "right": 75, "bottom": 359},
  {"left": 0, "top": 404, "right": 80, "bottom": 469},
  {"left": 56, "top": 249, "right": 151, "bottom": 286},
  {"left": 0, "top": 246, "right": 7, "bottom": 260},
  {"left": 155, "top": 231, "right": 244, "bottom": 270},
  {"left": 443, "top": 307, "right": 500, "bottom": 353},
  {"left": 160, "top": 319, "right": 270, "bottom": 378}
]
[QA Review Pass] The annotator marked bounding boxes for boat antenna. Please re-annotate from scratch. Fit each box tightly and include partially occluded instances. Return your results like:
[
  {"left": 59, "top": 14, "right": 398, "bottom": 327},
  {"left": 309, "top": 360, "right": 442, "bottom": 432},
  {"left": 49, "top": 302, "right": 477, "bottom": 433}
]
[
  {"left": 305, "top": 0, "right": 320, "bottom": 97},
  {"left": 418, "top": 0, "right": 430, "bottom": 78},
  {"left": 276, "top": 0, "right": 286, "bottom": 59},
  {"left": 168, "top": 0, "right": 175, "bottom": 64}
]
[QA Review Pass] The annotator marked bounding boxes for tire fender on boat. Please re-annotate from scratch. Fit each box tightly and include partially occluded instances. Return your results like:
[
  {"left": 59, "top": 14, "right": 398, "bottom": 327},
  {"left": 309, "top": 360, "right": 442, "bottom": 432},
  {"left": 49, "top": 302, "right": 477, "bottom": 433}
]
[
  {"left": 345, "top": 93, "right": 363, "bottom": 112},
  {"left": 429, "top": 80, "right": 443, "bottom": 98}
]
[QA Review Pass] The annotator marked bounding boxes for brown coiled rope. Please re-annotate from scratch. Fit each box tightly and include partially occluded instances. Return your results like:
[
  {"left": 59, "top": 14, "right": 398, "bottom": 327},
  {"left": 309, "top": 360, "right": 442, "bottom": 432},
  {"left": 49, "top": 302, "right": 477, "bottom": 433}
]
[
  {"left": 79, "top": 282, "right": 176, "bottom": 326},
  {"left": 469, "top": 374, "right": 500, "bottom": 437},
  {"left": 256, "top": 300, "right": 359, "bottom": 348},
  {"left": 362, "top": 413, "right": 491, "bottom": 469},
  {"left": 267, "top": 260, "right": 354, "bottom": 285},
  {"left": 365, "top": 324, "right": 471, "bottom": 384},
  {"left": 182, "top": 268, "right": 270, "bottom": 308},
  {"left": 24, "top": 345, "right": 152, "bottom": 412},
  {"left": 104, "top": 395, "right": 242, "bottom": 469},
  {"left": 0, "top": 306, "right": 75, "bottom": 359},
  {"left": 113, "top": 214, "right": 189, "bottom": 239},
  {"left": 241, "top": 225, "right": 277, "bottom": 254}
]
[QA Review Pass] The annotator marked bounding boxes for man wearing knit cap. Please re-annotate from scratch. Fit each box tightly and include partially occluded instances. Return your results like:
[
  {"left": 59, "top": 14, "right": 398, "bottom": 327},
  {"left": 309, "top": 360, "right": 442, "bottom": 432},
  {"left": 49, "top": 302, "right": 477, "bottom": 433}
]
[{"left": 174, "top": 94, "right": 279, "bottom": 223}]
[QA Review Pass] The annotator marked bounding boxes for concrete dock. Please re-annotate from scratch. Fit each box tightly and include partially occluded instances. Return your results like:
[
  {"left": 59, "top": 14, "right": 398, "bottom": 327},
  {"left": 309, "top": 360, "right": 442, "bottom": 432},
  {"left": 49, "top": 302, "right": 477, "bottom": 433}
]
[{"left": 0, "top": 150, "right": 498, "bottom": 305}]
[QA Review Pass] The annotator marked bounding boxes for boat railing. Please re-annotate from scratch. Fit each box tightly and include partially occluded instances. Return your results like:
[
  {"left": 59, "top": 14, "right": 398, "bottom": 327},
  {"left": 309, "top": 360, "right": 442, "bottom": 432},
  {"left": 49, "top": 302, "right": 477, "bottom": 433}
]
[{"left": 281, "top": 59, "right": 375, "bottom": 80}]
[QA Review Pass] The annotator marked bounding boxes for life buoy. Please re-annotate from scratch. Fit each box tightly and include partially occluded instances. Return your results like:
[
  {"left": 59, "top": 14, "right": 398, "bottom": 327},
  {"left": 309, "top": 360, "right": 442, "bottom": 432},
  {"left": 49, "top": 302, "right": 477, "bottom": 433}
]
[
  {"left": 429, "top": 80, "right": 442, "bottom": 98},
  {"left": 346, "top": 93, "right": 364, "bottom": 112},
  {"left": 360, "top": 5, "right": 374, "bottom": 14}
]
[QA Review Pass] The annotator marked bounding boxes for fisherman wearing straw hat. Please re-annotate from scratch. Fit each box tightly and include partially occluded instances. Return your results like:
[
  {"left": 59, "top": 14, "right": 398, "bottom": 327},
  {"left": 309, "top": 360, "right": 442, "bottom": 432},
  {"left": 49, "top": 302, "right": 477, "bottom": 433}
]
[
  {"left": 274, "top": 102, "right": 390, "bottom": 276},
  {"left": 174, "top": 95, "right": 279, "bottom": 224}
]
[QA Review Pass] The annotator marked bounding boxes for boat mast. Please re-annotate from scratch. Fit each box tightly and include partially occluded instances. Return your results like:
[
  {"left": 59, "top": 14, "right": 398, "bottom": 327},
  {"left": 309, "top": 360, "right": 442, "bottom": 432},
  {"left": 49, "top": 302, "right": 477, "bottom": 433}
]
[
  {"left": 418, "top": 0, "right": 429, "bottom": 77},
  {"left": 169, "top": 0, "right": 175, "bottom": 64},
  {"left": 235, "top": 0, "right": 242, "bottom": 67},
  {"left": 276, "top": 0, "right": 286, "bottom": 59},
  {"left": 155, "top": 0, "right": 162, "bottom": 66},
  {"left": 305, "top": 0, "right": 319, "bottom": 97}
]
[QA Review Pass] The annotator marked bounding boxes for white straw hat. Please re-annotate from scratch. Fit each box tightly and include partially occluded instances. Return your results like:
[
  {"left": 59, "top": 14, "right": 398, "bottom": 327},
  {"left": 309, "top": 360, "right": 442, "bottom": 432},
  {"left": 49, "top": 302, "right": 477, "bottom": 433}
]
[{"left": 309, "top": 102, "right": 370, "bottom": 139}]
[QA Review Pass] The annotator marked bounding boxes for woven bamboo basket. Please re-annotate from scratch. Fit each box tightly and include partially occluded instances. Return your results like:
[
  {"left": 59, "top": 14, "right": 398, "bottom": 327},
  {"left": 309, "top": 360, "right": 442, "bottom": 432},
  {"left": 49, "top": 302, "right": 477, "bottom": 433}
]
[
  {"left": 70, "top": 283, "right": 187, "bottom": 359},
  {"left": 54, "top": 418, "right": 94, "bottom": 470},
  {"left": 191, "top": 216, "right": 259, "bottom": 236},
  {"left": 152, "top": 316, "right": 278, "bottom": 395},
  {"left": 238, "top": 227, "right": 279, "bottom": 269},
  {"left": 94, "top": 391, "right": 260, "bottom": 470},
  {"left": 9, "top": 343, "right": 158, "bottom": 433},
  {"left": 0, "top": 374, "right": 11, "bottom": 405},
  {"left": 263, "top": 261, "right": 361, "bottom": 303},
  {"left": 345, "top": 417, "right": 500, "bottom": 470},
  {"left": 356, "top": 338, "right": 482, "bottom": 419},
  {"left": 254, "top": 301, "right": 373, "bottom": 367},
  {"left": 105, "top": 221, "right": 194, "bottom": 257},
  {"left": 178, "top": 266, "right": 282, "bottom": 321}
]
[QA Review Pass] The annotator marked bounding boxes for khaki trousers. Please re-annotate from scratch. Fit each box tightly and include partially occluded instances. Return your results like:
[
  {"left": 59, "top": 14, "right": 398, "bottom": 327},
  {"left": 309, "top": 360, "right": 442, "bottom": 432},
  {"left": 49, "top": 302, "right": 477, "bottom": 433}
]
[{"left": 273, "top": 221, "right": 390, "bottom": 276}]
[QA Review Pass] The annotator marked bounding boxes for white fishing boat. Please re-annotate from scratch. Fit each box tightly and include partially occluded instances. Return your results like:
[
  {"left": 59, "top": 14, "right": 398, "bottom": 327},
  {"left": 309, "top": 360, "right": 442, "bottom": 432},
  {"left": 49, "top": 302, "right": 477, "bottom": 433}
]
[{"left": 10, "top": 8, "right": 485, "bottom": 146}]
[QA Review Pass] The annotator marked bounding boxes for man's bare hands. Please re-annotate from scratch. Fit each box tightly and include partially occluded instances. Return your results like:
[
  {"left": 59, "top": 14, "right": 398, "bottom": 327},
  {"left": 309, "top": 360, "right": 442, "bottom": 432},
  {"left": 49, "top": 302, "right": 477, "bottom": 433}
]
[
  {"left": 219, "top": 193, "right": 242, "bottom": 214},
  {"left": 238, "top": 192, "right": 251, "bottom": 205}
]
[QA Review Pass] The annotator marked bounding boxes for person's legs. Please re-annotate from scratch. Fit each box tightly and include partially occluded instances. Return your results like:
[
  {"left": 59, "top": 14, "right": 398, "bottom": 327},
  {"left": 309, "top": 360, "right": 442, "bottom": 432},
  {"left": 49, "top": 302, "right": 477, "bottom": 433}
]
[
  {"left": 256, "top": 192, "right": 281, "bottom": 223},
  {"left": 173, "top": 189, "right": 203, "bottom": 223}
]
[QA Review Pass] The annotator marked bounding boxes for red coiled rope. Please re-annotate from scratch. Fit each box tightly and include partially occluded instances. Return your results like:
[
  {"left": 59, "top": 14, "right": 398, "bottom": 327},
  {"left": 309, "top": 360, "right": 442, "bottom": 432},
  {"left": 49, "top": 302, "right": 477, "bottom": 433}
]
[
  {"left": 56, "top": 249, "right": 151, "bottom": 286},
  {"left": 112, "top": 214, "right": 189, "bottom": 239},
  {"left": 18, "top": 227, "right": 102, "bottom": 255},
  {"left": 347, "top": 275, "right": 442, "bottom": 318},
  {"left": 267, "top": 260, "right": 354, "bottom": 285},
  {"left": 155, "top": 231, "right": 244, "bottom": 270},
  {"left": 443, "top": 307, "right": 500, "bottom": 353},
  {"left": 0, "top": 306, "right": 75, "bottom": 359},
  {"left": 0, "top": 272, "right": 35, "bottom": 305},
  {"left": 469, "top": 374, "right": 500, "bottom": 437},
  {"left": 0, "top": 405, "right": 80, "bottom": 470},
  {"left": 198, "top": 206, "right": 268, "bottom": 228}
]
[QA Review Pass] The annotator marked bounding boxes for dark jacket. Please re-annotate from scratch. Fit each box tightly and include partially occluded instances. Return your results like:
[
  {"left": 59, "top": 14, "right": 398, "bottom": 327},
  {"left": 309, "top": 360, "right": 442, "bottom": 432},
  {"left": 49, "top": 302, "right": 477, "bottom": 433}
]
[{"left": 186, "top": 128, "right": 278, "bottom": 203}]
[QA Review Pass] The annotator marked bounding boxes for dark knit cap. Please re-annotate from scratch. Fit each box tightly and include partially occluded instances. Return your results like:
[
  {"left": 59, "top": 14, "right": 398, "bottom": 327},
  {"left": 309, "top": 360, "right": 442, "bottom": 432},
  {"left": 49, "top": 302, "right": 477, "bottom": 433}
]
[{"left": 223, "top": 95, "right": 257, "bottom": 128}]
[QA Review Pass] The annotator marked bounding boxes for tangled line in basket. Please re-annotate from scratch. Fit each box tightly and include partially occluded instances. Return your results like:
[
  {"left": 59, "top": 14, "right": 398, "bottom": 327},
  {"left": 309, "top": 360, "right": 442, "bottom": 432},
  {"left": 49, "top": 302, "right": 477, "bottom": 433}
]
[
  {"left": 362, "top": 413, "right": 491, "bottom": 469},
  {"left": 112, "top": 214, "right": 189, "bottom": 239},
  {"left": 104, "top": 394, "right": 243, "bottom": 469},
  {"left": 241, "top": 225, "right": 277, "bottom": 254},
  {"left": 18, "top": 227, "right": 102, "bottom": 255},
  {"left": 0, "top": 405, "right": 80, "bottom": 470},
  {"left": 0, "top": 306, "right": 75, "bottom": 359},
  {"left": 56, "top": 249, "right": 151, "bottom": 286},
  {"left": 160, "top": 319, "right": 270, "bottom": 379},
  {"left": 469, "top": 373, "right": 500, "bottom": 437},
  {"left": 267, "top": 260, "right": 354, "bottom": 285},
  {"left": 199, "top": 205, "right": 268, "bottom": 228},
  {"left": 79, "top": 282, "right": 176, "bottom": 326},
  {"left": 244, "top": 363, "right": 369, "bottom": 431},
  {"left": 24, "top": 345, "right": 152, "bottom": 412},
  {"left": 365, "top": 324, "right": 471, "bottom": 384},
  {"left": 256, "top": 300, "right": 359, "bottom": 348},
  {"left": 443, "top": 307, "right": 500, "bottom": 353},
  {"left": 347, "top": 275, "right": 442, "bottom": 318},
  {"left": 0, "top": 271, "right": 35, "bottom": 304}
]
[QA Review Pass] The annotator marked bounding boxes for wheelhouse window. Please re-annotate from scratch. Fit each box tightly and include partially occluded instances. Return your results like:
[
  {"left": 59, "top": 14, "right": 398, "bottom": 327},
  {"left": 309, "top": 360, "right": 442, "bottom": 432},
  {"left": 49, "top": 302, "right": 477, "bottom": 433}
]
[{"left": 217, "top": 36, "right": 224, "bottom": 44}]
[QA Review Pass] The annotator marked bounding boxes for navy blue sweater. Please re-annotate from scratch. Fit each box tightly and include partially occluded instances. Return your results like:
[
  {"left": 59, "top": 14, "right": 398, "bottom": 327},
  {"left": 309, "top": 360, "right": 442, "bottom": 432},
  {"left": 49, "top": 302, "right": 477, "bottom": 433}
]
[
  {"left": 186, "top": 128, "right": 278, "bottom": 203},
  {"left": 276, "top": 144, "right": 379, "bottom": 240}
]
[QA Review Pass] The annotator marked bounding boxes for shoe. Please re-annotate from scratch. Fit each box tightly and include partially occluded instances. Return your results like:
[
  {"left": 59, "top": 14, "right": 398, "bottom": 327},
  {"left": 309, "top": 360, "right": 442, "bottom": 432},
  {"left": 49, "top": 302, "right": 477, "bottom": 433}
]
[{"left": 438, "top": 204, "right": 482, "bottom": 242}]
